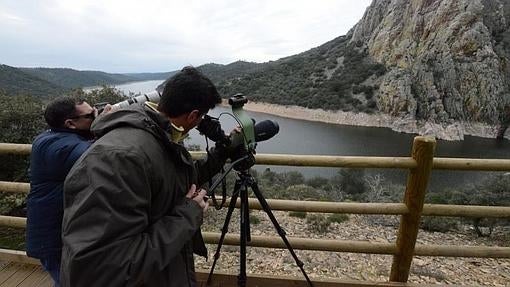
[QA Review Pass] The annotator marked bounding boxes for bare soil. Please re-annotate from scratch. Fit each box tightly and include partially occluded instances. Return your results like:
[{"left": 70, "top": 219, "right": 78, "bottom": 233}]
[{"left": 196, "top": 210, "right": 510, "bottom": 286}]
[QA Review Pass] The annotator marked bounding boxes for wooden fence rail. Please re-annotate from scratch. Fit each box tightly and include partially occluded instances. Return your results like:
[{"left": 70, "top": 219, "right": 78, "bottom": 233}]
[
  {"left": 0, "top": 215, "right": 508, "bottom": 259},
  {"left": 1, "top": 186, "right": 510, "bottom": 218},
  {"left": 1, "top": 138, "right": 510, "bottom": 285}
]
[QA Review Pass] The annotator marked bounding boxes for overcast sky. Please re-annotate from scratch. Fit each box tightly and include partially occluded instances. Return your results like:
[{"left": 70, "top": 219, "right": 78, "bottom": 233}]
[{"left": 0, "top": 0, "right": 372, "bottom": 73}]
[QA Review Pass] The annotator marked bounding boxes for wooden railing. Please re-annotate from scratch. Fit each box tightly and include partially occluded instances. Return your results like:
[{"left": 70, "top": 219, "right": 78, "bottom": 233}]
[{"left": 0, "top": 138, "right": 510, "bottom": 286}]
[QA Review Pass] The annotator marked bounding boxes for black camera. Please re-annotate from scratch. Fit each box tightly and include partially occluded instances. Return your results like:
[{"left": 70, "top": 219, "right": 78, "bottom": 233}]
[
  {"left": 196, "top": 94, "right": 279, "bottom": 170},
  {"left": 196, "top": 115, "right": 231, "bottom": 147}
]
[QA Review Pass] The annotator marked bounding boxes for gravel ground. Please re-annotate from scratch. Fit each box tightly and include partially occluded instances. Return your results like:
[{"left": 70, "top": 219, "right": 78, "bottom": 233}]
[{"left": 196, "top": 210, "right": 510, "bottom": 286}]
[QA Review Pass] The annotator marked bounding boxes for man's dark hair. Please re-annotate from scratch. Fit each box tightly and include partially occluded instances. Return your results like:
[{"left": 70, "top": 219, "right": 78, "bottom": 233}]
[
  {"left": 44, "top": 97, "right": 85, "bottom": 128},
  {"left": 158, "top": 66, "right": 222, "bottom": 117}
]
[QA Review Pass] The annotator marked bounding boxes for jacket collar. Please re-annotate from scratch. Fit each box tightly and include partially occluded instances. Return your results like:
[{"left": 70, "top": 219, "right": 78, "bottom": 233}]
[
  {"left": 49, "top": 127, "right": 94, "bottom": 141},
  {"left": 91, "top": 104, "right": 194, "bottom": 167},
  {"left": 143, "top": 106, "right": 195, "bottom": 167}
]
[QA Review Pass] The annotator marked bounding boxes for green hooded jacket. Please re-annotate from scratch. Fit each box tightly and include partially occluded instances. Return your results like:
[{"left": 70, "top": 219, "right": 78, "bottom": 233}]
[{"left": 61, "top": 104, "right": 227, "bottom": 287}]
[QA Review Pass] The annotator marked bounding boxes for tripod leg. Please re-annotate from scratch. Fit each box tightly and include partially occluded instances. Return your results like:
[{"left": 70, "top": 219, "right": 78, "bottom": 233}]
[
  {"left": 238, "top": 184, "right": 249, "bottom": 287},
  {"left": 206, "top": 181, "right": 242, "bottom": 286},
  {"left": 242, "top": 184, "right": 251, "bottom": 243},
  {"left": 249, "top": 181, "right": 315, "bottom": 287}
]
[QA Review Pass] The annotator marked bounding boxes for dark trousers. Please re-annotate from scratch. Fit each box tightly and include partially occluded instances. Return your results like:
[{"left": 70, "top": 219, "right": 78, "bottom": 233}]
[{"left": 40, "top": 253, "right": 61, "bottom": 287}]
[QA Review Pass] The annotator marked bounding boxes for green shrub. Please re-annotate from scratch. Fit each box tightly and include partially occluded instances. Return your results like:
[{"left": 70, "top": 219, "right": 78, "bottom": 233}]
[
  {"left": 421, "top": 217, "right": 458, "bottom": 233},
  {"left": 0, "top": 93, "right": 46, "bottom": 181},
  {"left": 0, "top": 227, "right": 25, "bottom": 250},
  {"left": 305, "top": 176, "right": 329, "bottom": 188},
  {"left": 77, "top": 86, "right": 127, "bottom": 105},
  {"left": 284, "top": 184, "right": 322, "bottom": 200},
  {"left": 280, "top": 171, "right": 305, "bottom": 186},
  {"left": 306, "top": 214, "right": 330, "bottom": 233},
  {"left": 331, "top": 169, "right": 367, "bottom": 200},
  {"left": 328, "top": 214, "right": 349, "bottom": 224},
  {"left": 251, "top": 214, "right": 261, "bottom": 225},
  {"left": 367, "top": 99, "right": 377, "bottom": 108},
  {"left": 289, "top": 211, "right": 307, "bottom": 218}
]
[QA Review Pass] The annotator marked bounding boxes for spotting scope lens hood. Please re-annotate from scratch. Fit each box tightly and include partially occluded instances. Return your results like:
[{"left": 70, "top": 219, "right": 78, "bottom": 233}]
[
  {"left": 112, "top": 90, "right": 161, "bottom": 109},
  {"left": 254, "top": 120, "right": 279, "bottom": 142}
]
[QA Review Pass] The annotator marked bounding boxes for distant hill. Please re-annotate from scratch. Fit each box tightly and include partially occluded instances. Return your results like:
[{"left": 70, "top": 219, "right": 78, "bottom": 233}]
[
  {"left": 123, "top": 71, "right": 177, "bottom": 82},
  {"left": 0, "top": 66, "right": 175, "bottom": 97},
  {"left": 0, "top": 64, "right": 64, "bottom": 97},
  {"left": 19, "top": 67, "right": 139, "bottom": 89},
  {"left": 157, "top": 61, "right": 261, "bottom": 91},
  {"left": 198, "top": 61, "right": 263, "bottom": 82},
  {"left": 155, "top": 51, "right": 384, "bottom": 113},
  {"left": 196, "top": 38, "right": 385, "bottom": 113}
]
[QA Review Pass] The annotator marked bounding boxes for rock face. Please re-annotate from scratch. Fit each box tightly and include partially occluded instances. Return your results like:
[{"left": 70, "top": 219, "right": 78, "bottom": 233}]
[{"left": 350, "top": 0, "right": 510, "bottom": 137}]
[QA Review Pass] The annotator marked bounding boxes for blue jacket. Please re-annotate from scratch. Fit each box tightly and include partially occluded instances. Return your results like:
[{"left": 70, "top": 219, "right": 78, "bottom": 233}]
[{"left": 26, "top": 129, "right": 92, "bottom": 258}]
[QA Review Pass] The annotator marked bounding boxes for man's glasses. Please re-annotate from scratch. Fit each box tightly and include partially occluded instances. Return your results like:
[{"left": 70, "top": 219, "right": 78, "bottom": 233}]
[{"left": 70, "top": 111, "right": 96, "bottom": 120}]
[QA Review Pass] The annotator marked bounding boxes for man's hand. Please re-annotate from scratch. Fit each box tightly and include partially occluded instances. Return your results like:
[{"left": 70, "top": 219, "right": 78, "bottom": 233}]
[
  {"left": 94, "top": 103, "right": 116, "bottom": 115},
  {"left": 186, "top": 184, "right": 209, "bottom": 212},
  {"left": 102, "top": 104, "right": 114, "bottom": 114}
]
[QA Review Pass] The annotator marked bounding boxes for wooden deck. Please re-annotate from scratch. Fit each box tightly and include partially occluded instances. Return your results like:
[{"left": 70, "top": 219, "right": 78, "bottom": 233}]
[
  {"left": 0, "top": 260, "right": 454, "bottom": 287},
  {"left": 0, "top": 262, "right": 52, "bottom": 287}
]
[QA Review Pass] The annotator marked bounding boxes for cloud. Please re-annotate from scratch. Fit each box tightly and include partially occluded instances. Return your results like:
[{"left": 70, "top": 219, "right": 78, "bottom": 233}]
[{"left": 0, "top": 0, "right": 372, "bottom": 72}]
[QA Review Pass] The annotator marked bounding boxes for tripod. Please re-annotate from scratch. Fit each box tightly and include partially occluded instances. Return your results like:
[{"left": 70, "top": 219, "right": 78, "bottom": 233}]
[{"left": 206, "top": 168, "right": 314, "bottom": 287}]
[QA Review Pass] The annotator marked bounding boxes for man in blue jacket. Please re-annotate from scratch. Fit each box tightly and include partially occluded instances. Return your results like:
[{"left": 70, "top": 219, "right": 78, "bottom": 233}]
[{"left": 26, "top": 96, "right": 97, "bottom": 287}]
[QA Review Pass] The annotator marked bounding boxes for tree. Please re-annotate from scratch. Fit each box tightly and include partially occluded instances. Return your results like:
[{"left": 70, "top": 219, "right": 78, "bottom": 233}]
[
  {"left": 0, "top": 92, "right": 46, "bottom": 181},
  {"left": 0, "top": 87, "right": 127, "bottom": 182},
  {"left": 331, "top": 168, "right": 367, "bottom": 200},
  {"left": 425, "top": 174, "right": 510, "bottom": 235},
  {"left": 66, "top": 86, "right": 127, "bottom": 106},
  {"left": 466, "top": 173, "right": 510, "bottom": 237}
]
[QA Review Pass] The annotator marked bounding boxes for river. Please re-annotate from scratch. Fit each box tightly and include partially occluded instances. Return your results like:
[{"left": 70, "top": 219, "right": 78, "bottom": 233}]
[{"left": 100, "top": 80, "right": 510, "bottom": 192}]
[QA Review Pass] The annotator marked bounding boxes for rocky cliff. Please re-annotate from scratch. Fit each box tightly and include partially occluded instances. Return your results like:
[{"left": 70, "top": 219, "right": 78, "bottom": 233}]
[
  {"left": 181, "top": 0, "right": 510, "bottom": 140},
  {"left": 350, "top": 0, "right": 510, "bottom": 138}
]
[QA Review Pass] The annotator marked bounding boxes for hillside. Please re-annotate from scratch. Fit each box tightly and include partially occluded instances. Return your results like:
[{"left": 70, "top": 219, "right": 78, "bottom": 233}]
[
  {"left": 121, "top": 71, "right": 177, "bottom": 82},
  {"left": 186, "top": 0, "right": 510, "bottom": 139},
  {"left": 191, "top": 38, "right": 386, "bottom": 113},
  {"left": 20, "top": 67, "right": 139, "bottom": 89},
  {"left": 209, "top": 37, "right": 385, "bottom": 113},
  {"left": 0, "top": 66, "right": 175, "bottom": 98},
  {"left": 198, "top": 61, "right": 263, "bottom": 83},
  {"left": 157, "top": 61, "right": 262, "bottom": 91},
  {"left": 0, "top": 65, "right": 64, "bottom": 97}
]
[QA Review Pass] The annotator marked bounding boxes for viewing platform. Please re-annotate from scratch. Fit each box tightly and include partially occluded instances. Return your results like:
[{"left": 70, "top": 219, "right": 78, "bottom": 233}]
[
  {"left": 0, "top": 137, "right": 509, "bottom": 286},
  {"left": 0, "top": 258, "right": 447, "bottom": 287}
]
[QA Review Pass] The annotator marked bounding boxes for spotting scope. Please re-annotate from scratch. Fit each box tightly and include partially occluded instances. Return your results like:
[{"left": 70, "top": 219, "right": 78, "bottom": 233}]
[{"left": 112, "top": 90, "right": 161, "bottom": 109}]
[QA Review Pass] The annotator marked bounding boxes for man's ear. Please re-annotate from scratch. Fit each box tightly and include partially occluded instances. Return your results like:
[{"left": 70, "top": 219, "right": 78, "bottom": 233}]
[
  {"left": 64, "top": 119, "right": 76, "bottom": 129},
  {"left": 188, "top": 110, "right": 201, "bottom": 122}
]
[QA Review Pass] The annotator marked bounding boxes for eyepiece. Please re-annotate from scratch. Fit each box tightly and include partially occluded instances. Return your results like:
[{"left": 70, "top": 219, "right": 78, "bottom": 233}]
[{"left": 228, "top": 94, "right": 248, "bottom": 107}]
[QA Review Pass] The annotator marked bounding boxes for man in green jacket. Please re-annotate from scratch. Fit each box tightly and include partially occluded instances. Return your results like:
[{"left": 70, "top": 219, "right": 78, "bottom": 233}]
[{"left": 62, "top": 67, "right": 228, "bottom": 287}]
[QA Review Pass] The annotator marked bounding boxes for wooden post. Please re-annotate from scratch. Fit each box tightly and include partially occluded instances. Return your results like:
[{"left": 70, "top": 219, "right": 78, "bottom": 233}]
[
  {"left": 0, "top": 143, "right": 31, "bottom": 155},
  {"left": 390, "top": 136, "right": 435, "bottom": 282}
]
